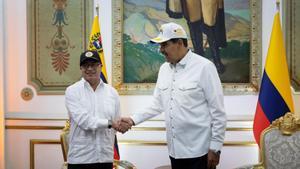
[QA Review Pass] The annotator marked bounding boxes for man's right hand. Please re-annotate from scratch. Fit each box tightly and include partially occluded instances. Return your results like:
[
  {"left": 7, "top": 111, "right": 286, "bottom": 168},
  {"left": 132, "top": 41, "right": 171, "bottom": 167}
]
[{"left": 113, "top": 117, "right": 134, "bottom": 133}]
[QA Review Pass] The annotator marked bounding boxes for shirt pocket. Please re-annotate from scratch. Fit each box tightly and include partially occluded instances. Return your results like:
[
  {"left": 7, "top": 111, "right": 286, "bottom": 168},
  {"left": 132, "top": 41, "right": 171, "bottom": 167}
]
[
  {"left": 158, "top": 84, "right": 169, "bottom": 91},
  {"left": 177, "top": 82, "right": 204, "bottom": 105},
  {"left": 158, "top": 84, "right": 169, "bottom": 107},
  {"left": 178, "top": 83, "right": 198, "bottom": 91}
]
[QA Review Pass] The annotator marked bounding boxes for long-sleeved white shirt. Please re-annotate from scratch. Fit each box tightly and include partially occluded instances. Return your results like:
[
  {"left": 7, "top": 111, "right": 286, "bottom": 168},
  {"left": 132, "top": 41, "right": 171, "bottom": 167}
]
[
  {"left": 65, "top": 78, "right": 120, "bottom": 164},
  {"left": 132, "top": 50, "right": 227, "bottom": 158}
]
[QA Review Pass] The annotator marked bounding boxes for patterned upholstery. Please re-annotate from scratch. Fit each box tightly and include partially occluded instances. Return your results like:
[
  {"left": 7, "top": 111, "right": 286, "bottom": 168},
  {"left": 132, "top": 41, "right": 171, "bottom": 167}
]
[
  {"left": 60, "top": 120, "right": 137, "bottom": 169},
  {"left": 263, "top": 130, "right": 300, "bottom": 168},
  {"left": 235, "top": 112, "right": 300, "bottom": 169}
]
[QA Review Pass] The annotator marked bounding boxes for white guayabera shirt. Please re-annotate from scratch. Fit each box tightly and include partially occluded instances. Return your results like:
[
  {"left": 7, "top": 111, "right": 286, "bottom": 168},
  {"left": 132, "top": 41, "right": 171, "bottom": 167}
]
[
  {"left": 65, "top": 78, "right": 120, "bottom": 164},
  {"left": 132, "top": 50, "right": 227, "bottom": 158}
]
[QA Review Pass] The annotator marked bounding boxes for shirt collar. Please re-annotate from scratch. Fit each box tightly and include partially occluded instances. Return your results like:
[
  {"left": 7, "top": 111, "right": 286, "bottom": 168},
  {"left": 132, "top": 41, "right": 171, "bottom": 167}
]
[{"left": 81, "top": 78, "right": 103, "bottom": 89}]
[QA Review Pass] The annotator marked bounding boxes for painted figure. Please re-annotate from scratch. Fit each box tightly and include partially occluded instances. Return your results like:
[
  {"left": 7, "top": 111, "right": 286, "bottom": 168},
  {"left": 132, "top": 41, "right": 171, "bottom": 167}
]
[{"left": 166, "top": 0, "right": 227, "bottom": 73}]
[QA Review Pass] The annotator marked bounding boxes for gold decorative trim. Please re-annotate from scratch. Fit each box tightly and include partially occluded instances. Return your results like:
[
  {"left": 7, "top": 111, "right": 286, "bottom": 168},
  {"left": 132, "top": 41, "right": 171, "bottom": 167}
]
[
  {"left": 119, "top": 140, "right": 166, "bottom": 146},
  {"left": 6, "top": 126, "right": 63, "bottom": 130},
  {"left": 226, "top": 128, "right": 253, "bottom": 131},
  {"left": 30, "top": 139, "right": 61, "bottom": 169},
  {"left": 5, "top": 117, "right": 254, "bottom": 122},
  {"left": 147, "top": 119, "right": 254, "bottom": 122},
  {"left": 132, "top": 127, "right": 253, "bottom": 131},
  {"left": 21, "top": 87, "right": 34, "bottom": 101},
  {"left": 224, "top": 141, "right": 256, "bottom": 146},
  {"left": 118, "top": 140, "right": 257, "bottom": 147},
  {"left": 270, "top": 112, "right": 300, "bottom": 135},
  {"left": 5, "top": 118, "right": 68, "bottom": 121},
  {"left": 132, "top": 127, "right": 165, "bottom": 131},
  {"left": 6, "top": 125, "right": 253, "bottom": 131}
]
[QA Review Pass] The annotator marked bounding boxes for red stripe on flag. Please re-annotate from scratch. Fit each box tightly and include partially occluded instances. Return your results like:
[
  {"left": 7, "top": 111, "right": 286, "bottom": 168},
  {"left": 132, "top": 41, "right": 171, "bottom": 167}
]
[
  {"left": 114, "top": 146, "right": 120, "bottom": 160},
  {"left": 253, "top": 102, "right": 270, "bottom": 146}
]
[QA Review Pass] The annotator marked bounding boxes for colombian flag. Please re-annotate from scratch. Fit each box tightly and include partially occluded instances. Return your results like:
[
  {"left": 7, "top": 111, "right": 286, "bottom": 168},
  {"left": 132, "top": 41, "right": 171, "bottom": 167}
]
[
  {"left": 253, "top": 12, "right": 294, "bottom": 146},
  {"left": 88, "top": 16, "right": 120, "bottom": 160}
]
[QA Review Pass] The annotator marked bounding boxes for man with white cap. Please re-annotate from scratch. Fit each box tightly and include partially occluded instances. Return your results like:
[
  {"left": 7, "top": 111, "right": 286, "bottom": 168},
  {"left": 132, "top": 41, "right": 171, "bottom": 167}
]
[{"left": 120, "top": 22, "right": 227, "bottom": 169}]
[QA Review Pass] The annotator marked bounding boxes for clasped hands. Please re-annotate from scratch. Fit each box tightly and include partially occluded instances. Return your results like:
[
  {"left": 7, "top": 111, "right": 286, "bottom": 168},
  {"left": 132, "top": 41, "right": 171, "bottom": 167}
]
[{"left": 111, "top": 117, "right": 134, "bottom": 133}]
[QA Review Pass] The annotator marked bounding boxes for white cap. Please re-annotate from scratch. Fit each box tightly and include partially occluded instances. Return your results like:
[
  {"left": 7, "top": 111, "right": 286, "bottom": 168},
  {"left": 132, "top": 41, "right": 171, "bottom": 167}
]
[{"left": 150, "top": 22, "right": 187, "bottom": 43}]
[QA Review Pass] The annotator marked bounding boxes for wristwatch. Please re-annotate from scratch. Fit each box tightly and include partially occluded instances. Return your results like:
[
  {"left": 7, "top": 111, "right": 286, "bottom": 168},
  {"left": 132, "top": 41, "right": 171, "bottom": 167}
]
[
  {"left": 108, "top": 120, "right": 112, "bottom": 129},
  {"left": 210, "top": 149, "right": 221, "bottom": 155}
]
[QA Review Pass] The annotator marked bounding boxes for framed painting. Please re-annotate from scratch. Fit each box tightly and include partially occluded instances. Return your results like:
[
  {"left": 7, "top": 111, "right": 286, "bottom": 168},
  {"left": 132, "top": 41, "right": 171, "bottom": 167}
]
[
  {"left": 284, "top": 0, "right": 300, "bottom": 92},
  {"left": 27, "top": 0, "right": 93, "bottom": 94},
  {"left": 112, "top": 0, "right": 262, "bottom": 95}
]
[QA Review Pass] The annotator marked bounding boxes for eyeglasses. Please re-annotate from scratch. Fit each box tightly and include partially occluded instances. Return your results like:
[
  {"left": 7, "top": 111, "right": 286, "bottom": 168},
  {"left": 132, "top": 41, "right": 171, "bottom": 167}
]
[
  {"left": 81, "top": 62, "right": 101, "bottom": 69},
  {"left": 160, "top": 41, "right": 172, "bottom": 49}
]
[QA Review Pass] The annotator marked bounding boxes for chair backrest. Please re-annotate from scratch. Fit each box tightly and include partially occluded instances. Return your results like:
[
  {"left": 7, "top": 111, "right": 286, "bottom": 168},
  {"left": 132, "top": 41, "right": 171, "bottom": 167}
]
[
  {"left": 60, "top": 120, "right": 70, "bottom": 162},
  {"left": 260, "top": 112, "right": 300, "bottom": 169},
  {"left": 59, "top": 120, "right": 137, "bottom": 169}
]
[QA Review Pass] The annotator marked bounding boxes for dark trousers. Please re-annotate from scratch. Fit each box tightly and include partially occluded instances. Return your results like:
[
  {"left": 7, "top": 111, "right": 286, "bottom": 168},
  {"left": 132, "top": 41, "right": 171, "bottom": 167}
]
[
  {"left": 170, "top": 154, "right": 209, "bottom": 169},
  {"left": 68, "top": 162, "right": 113, "bottom": 169}
]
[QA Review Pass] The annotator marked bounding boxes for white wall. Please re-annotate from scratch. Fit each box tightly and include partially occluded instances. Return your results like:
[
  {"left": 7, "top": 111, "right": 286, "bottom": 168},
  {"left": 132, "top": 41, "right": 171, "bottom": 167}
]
[
  {"left": 2, "top": 0, "right": 300, "bottom": 169},
  {"left": 0, "top": 0, "right": 5, "bottom": 168}
]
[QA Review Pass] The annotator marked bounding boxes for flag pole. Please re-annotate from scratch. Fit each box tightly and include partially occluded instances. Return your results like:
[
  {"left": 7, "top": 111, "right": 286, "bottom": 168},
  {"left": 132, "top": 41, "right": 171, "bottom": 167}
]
[
  {"left": 96, "top": 4, "right": 99, "bottom": 16},
  {"left": 276, "top": 0, "right": 280, "bottom": 11}
]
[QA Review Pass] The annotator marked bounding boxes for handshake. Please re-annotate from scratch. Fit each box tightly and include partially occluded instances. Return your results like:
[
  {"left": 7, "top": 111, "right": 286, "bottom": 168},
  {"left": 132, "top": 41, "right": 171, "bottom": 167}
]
[{"left": 111, "top": 117, "right": 134, "bottom": 133}]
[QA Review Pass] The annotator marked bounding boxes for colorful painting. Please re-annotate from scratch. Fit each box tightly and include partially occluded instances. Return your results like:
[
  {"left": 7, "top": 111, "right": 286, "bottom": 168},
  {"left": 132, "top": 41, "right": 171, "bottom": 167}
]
[{"left": 112, "top": 0, "right": 262, "bottom": 95}]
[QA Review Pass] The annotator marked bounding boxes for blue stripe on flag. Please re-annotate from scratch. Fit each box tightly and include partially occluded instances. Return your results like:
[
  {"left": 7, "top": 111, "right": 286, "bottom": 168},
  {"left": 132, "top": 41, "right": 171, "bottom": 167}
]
[{"left": 258, "top": 71, "right": 291, "bottom": 122}]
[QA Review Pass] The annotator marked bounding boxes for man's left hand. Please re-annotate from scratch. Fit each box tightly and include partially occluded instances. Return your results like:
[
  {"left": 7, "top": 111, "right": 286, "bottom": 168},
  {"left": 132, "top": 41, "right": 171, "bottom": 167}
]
[{"left": 207, "top": 149, "right": 220, "bottom": 169}]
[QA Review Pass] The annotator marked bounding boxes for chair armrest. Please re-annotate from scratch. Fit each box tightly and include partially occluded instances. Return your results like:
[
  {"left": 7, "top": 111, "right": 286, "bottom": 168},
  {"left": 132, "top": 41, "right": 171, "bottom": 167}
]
[
  {"left": 61, "top": 162, "right": 67, "bottom": 169},
  {"left": 114, "top": 160, "right": 137, "bottom": 169}
]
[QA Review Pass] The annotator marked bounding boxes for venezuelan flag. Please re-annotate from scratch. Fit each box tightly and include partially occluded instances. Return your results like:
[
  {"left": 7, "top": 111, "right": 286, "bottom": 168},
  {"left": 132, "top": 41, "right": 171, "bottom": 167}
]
[
  {"left": 88, "top": 16, "right": 120, "bottom": 160},
  {"left": 253, "top": 12, "right": 294, "bottom": 146},
  {"left": 88, "top": 15, "right": 108, "bottom": 83}
]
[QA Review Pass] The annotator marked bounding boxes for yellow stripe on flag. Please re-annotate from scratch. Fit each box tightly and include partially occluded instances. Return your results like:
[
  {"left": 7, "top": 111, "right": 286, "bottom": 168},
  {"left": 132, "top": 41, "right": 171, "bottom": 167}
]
[{"left": 264, "top": 12, "right": 294, "bottom": 112}]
